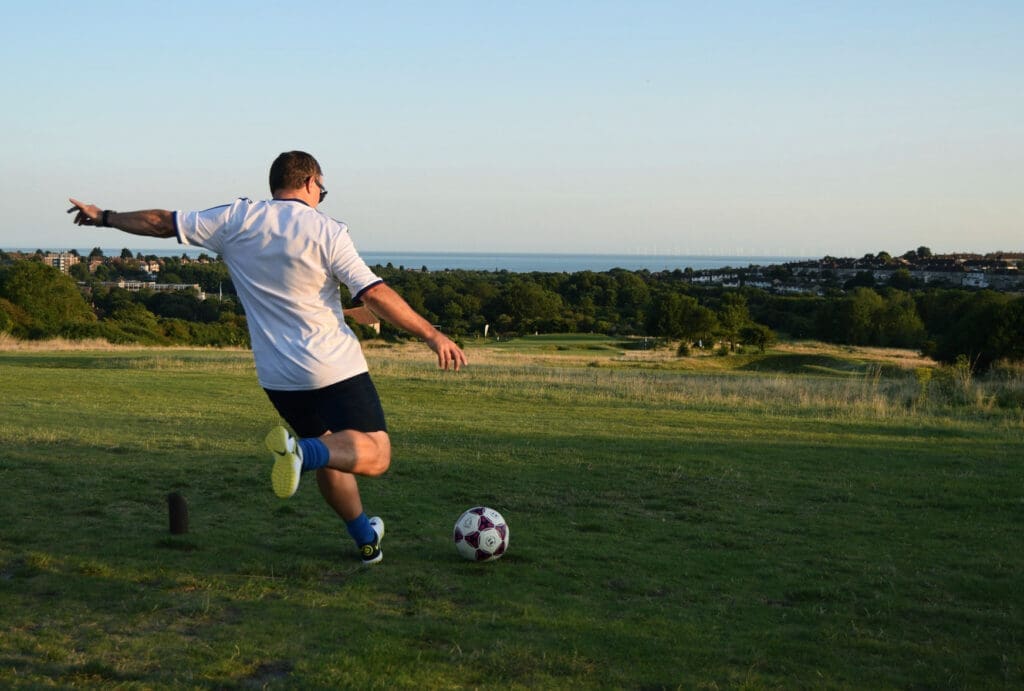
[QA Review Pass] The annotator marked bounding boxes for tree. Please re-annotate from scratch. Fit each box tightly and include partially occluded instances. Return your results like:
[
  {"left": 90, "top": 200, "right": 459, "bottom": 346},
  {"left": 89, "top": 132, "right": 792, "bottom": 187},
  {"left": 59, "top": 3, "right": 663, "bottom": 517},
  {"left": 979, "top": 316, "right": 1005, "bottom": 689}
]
[
  {"left": 716, "top": 292, "right": 750, "bottom": 351},
  {"left": 69, "top": 263, "right": 92, "bottom": 282},
  {"left": 145, "top": 291, "right": 205, "bottom": 321},
  {"left": 0, "top": 301, "right": 15, "bottom": 333},
  {"left": 921, "top": 291, "right": 1024, "bottom": 370},
  {"left": 888, "top": 268, "right": 918, "bottom": 291},
  {"left": 0, "top": 261, "right": 96, "bottom": 336},
  {"left": 876, "top": 289, "right": 925, "bottom": 348},
  {"left": 844, "top": 271, "right": 876, "bottom": 289},
  {"left": 680, "top": 301, "right": 718, "bottom": 345},
  {"left": 843, "top": 287, "right": 885, "bottom": 345},
  {"left": 740, "top": 323, "right": 775, "bottom": 352},
  {"left": 648, "top": 293, "right": 702, "bottom": 339},
  {"left": 498, "top": 280, "right": 564, "bottom": 333},
  {"left": 613, "top": 270, "right": 650, "bottom": 310},
  {"left": 108, "top": 302, "right": 163, "bottom": 344},
  {"left": 168, "top": 258, "right": 232, "bottom": 294}
]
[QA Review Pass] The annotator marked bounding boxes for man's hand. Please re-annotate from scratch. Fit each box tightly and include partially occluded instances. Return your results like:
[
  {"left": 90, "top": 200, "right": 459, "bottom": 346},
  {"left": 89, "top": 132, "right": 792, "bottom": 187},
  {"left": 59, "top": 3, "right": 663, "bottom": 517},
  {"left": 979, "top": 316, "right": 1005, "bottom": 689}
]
[
  {"left": 426, "top": 333, "right": 467, "bottom": 371},
  {"left": 67, "top": 198, "right": 102, "bottom": 226},
  {"left": 360, "top": 283, "right": 468, "bottom": 371},
  {"left": 65, "top": 200, "right": 174, "bottom": 237}
]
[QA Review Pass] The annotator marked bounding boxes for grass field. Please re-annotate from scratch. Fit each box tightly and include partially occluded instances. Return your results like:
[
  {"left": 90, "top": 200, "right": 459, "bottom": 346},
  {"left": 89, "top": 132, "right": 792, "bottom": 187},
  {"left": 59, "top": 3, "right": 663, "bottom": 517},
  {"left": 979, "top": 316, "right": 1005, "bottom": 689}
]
[{"left": 1, "top": 337, "right": 1022, "bottom": 688}]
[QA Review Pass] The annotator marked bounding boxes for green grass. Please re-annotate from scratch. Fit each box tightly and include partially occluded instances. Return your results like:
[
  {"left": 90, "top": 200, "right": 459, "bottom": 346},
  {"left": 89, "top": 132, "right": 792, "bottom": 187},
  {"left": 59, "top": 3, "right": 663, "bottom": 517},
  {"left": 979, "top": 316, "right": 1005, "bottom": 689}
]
[{"left": 1, "top": 343, "right": 1022, "bottom": 689}]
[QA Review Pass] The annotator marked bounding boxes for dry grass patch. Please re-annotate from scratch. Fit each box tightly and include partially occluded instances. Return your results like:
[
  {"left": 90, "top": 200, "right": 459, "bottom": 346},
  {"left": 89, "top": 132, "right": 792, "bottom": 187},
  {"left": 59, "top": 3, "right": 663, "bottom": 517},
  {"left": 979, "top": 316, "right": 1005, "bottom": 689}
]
[
  {"left": 775, "top": 340, "right": 936, "bottom": 370},
  {"left": 0, "top": 334, "right": 120, "bottom": 351},
  {"left": 0, "top": 334, "right": 250, "bottom": 355}
]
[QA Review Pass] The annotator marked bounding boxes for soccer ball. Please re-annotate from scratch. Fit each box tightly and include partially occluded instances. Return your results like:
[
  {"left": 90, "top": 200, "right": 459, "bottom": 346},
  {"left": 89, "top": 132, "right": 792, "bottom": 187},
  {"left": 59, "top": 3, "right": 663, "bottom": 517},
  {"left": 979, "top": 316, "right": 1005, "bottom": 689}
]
[{"left": 453, "top": 506, "right": 509, "bottom": 562}]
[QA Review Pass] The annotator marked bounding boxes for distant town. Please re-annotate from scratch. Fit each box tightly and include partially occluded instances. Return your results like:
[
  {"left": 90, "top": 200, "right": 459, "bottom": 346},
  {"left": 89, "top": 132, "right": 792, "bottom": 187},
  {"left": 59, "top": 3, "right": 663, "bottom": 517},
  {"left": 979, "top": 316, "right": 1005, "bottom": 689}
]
[
  {"left": 690, "top": 249, "right": 1024, "bottom": 293},
  {"left": 1, "top": 248, "right": 218, "bottom": 300},
  {"left": 2, "top": 246, "right": 1023, "bottom": 296}
]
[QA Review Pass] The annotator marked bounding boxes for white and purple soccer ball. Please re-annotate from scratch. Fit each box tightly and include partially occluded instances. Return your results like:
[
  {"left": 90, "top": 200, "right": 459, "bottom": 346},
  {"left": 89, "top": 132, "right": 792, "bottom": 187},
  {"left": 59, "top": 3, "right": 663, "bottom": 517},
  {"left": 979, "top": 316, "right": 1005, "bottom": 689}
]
[{"left": 453, "top": 506, "right": 509, "bottom": 562}]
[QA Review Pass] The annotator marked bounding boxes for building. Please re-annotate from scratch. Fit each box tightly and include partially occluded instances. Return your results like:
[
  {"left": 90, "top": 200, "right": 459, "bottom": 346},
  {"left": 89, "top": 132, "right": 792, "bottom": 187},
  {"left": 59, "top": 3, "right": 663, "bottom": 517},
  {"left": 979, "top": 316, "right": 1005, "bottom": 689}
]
[
  {"left": 44, "top": 252, "right": 80, "bottom": 274},
  {"left": 98, "top": 280, "right": 206, "bottom": 300}
]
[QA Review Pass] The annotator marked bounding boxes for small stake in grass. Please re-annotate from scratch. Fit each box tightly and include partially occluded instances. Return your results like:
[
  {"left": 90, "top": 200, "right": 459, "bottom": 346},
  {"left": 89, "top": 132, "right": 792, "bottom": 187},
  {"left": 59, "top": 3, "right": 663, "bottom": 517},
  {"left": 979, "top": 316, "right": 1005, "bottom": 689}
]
[{"left": 167, "top": 492, "right": 189, "bottom": 534}]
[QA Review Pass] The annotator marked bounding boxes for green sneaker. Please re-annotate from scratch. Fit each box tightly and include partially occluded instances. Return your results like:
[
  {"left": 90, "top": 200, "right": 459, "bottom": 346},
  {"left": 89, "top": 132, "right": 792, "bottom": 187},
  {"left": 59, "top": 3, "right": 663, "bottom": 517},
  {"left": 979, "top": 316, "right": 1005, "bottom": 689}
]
[
  {"left": 265, "top": 426, "right": 302, "bottom": 499},
  {"left": 360, "top": 516, "right": 385, "bottom": 565}
]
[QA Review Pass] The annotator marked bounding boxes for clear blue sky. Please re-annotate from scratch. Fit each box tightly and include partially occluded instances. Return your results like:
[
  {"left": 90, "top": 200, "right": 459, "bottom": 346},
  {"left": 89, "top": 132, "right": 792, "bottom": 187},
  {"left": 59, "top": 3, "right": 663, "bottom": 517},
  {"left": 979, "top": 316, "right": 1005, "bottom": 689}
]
[{"left": 1, "top": 1, "right": 1020, "bottom": 257}]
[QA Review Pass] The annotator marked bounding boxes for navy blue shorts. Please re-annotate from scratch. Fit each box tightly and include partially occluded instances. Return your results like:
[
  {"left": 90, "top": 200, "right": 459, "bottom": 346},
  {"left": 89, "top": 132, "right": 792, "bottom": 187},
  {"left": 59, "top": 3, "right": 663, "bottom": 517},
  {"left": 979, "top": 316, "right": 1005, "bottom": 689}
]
[{"left": 264, "top": 372, "right": 387, "bottom": 437}]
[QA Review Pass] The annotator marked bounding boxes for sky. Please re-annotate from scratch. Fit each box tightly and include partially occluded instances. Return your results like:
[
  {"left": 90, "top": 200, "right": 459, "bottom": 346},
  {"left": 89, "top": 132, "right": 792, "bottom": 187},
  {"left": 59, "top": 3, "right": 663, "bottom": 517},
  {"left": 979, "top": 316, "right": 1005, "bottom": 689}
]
[{"left": 1, "top": 1, "right": 1020, "bottom": 257}]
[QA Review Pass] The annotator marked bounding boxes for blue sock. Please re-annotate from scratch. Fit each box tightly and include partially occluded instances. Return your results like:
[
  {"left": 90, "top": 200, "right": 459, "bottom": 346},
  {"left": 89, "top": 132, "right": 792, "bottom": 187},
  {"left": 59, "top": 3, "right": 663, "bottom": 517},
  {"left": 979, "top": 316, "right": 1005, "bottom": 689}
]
[
  {"left": 346, "top": 513, "right": 377, "bottom": 546},
  {"left": 297, "top": 438, "right": 329, "bottom": 472}
]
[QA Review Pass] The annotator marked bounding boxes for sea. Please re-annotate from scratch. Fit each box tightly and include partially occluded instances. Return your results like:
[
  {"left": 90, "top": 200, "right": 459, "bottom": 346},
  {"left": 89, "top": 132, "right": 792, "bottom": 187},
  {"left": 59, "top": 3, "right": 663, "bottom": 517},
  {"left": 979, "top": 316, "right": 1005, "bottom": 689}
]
[
  {"left": 357, "top": 252, "right": 809, "bottom": 273},
  {"left": 28, "top": 248, "right": 809, "bottom": 273}
]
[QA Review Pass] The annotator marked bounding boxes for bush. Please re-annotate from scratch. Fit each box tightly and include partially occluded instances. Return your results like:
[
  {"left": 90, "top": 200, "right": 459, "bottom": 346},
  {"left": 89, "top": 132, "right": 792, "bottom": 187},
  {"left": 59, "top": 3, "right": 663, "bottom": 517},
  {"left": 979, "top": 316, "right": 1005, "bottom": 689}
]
[{"left": 926, "top": 355, "right": 979, "bottom": 407}]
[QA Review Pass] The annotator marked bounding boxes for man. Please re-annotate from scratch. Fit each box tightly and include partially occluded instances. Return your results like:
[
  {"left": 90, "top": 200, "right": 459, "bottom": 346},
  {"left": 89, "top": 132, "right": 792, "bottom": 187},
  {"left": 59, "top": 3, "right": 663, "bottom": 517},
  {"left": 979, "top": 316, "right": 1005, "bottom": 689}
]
[{"left": 68, "top": 151, "right": 467, "bottom": 565}]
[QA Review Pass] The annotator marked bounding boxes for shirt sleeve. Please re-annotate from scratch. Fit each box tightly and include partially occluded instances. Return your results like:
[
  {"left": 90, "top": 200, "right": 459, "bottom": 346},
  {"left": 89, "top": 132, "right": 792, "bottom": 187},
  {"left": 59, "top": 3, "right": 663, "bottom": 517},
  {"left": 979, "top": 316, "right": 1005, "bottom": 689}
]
[
  {"left": 174, "top": 201, "right": 240, "bottom": 254},
  {"left": 328, "top": 221, "right": 384, "bottom": 302}
]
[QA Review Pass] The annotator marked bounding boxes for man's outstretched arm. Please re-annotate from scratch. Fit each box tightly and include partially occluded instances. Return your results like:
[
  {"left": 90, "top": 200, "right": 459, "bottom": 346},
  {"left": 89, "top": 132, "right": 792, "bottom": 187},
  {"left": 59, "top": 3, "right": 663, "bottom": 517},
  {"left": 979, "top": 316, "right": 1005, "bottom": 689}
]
[
  {"left": 67, "top": 198, "right": 175, "bottom": 238},
  {"left": 359, "top": 283, "right": 467, "bottom": 371}
]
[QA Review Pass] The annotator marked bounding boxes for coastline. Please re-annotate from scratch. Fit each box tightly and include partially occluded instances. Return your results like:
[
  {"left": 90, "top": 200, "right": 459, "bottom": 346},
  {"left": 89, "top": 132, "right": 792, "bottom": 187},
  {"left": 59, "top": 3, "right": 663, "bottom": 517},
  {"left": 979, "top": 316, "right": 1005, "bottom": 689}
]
[{"left": 4, "top": 248, "right": 810, "bottom": 273}]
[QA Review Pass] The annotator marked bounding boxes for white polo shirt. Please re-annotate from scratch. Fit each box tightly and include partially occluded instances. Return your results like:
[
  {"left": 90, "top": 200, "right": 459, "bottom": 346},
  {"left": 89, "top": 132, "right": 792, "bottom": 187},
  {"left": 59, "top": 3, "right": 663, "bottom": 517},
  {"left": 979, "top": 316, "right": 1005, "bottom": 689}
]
[{"left": 174, "top": 198, "right": 384, "bottom": 391}]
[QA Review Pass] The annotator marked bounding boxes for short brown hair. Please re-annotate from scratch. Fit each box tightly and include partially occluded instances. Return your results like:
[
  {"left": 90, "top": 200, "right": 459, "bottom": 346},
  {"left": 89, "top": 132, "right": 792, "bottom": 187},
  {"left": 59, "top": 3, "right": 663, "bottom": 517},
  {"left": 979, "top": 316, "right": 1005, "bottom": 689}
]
[{"left": 269, "top": 151, "right": 322, "bottom": 193}]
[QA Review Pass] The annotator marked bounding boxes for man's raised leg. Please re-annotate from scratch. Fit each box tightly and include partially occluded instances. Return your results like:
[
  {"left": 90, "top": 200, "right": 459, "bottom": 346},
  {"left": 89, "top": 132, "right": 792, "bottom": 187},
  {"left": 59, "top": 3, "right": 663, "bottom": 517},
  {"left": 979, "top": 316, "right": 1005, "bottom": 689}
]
[
  {"left": 317, "top": 429, "right": 392, "bottom": 476},
  {"left": 266, "top": 426, "right": 391, "bottom": 498}
]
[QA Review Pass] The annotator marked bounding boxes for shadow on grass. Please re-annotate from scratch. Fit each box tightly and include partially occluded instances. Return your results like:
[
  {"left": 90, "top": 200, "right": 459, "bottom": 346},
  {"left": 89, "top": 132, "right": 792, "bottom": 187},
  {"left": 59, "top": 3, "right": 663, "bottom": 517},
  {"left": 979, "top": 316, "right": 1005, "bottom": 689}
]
[{"left": 739, "top": 353, "right": 867, "bottom": 375}]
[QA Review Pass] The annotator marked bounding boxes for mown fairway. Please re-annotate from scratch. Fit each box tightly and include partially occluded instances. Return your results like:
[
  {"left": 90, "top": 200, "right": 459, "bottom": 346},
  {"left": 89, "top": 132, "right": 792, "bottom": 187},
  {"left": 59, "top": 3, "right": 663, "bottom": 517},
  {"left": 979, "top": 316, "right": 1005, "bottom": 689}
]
[{"left": 1, "top": 339, "right": 1022, "bottom": 688}]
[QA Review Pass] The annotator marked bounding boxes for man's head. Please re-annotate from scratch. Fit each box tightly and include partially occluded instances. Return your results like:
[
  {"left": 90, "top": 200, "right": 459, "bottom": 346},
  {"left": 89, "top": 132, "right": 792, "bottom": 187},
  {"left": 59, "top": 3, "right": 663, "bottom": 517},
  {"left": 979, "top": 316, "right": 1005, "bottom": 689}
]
[{"left": 269, "top": 151, "right": 326, "bottom": 205}]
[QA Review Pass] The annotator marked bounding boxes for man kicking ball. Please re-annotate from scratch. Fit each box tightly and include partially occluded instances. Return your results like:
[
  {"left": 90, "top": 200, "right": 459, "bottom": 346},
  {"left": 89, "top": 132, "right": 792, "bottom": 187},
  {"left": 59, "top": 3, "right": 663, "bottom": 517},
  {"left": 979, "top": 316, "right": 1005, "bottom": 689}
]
[{"left": 68, "top": 150, "right": 467, "bottom": 564}]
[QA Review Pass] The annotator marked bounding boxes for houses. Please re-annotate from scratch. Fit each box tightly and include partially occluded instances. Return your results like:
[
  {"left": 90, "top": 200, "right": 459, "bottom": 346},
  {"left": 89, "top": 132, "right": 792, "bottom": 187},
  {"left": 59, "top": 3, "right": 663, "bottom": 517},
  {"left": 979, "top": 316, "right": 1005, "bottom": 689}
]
[
  {"left": 96, "top": 279, "right": 206, "bottom": 300},
  {"left": 4, "top": 248, "right": 1023, "bottom": 297},
  {"left": 2, "top": 250, "right": 211, "bottom": 300},
  {"left": 678, "top": 252, "right": 1023, "bottom": 293}
]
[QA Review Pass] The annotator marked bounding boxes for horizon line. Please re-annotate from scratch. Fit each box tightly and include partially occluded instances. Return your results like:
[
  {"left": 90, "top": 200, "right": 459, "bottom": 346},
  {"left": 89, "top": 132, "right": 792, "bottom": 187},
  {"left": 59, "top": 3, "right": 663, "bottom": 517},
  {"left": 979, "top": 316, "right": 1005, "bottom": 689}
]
[{"left": 4, "top": 247, "right": 1022, "bottom": 259}]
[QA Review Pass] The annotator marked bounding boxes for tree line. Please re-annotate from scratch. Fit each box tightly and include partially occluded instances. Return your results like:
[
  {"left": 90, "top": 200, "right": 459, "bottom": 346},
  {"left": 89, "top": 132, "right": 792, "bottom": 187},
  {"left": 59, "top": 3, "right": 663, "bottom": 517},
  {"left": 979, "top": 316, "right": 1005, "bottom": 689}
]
[{"left": 1, "top": 257, "right": 1021, "bottom": 370}]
